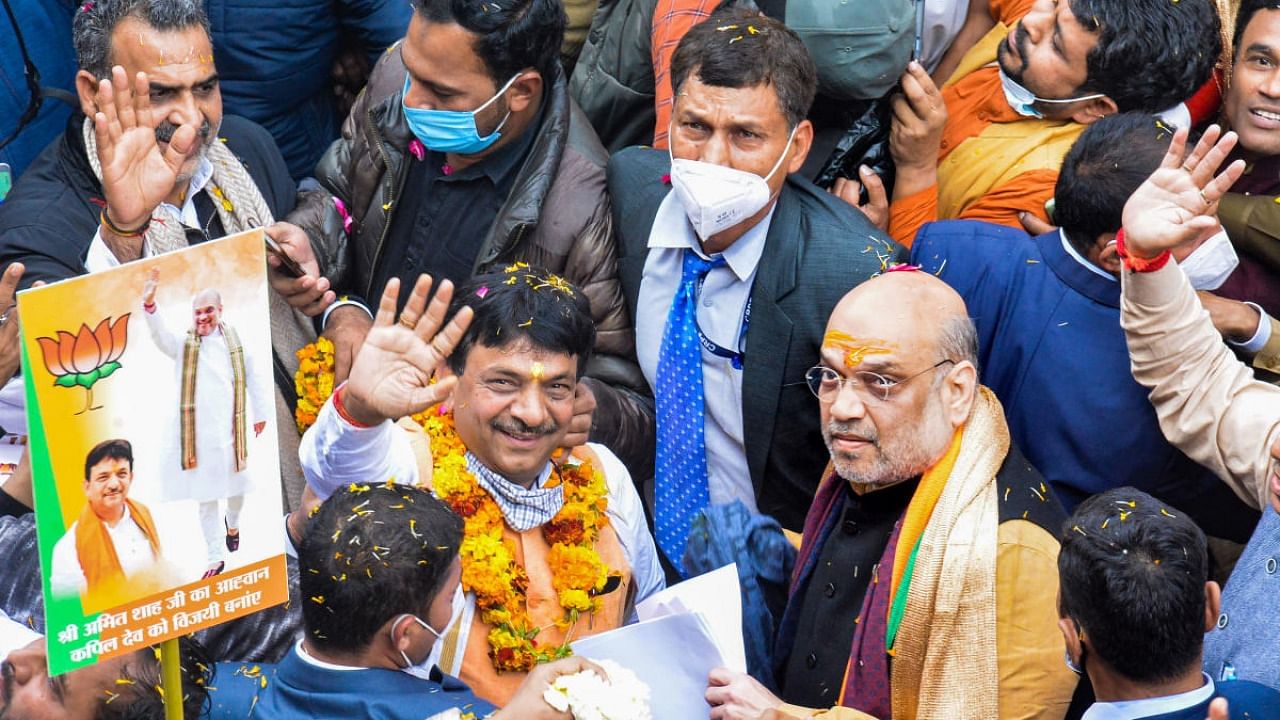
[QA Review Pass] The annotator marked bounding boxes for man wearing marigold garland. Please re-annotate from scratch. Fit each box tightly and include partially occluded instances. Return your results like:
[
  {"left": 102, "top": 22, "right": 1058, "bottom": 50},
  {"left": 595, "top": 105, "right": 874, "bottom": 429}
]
[
  {"left": 142, "top": 267, "right": 270, "bottom": 579},
  {"left": 297, "top": 267, "right": 664, "bottom": 706}
]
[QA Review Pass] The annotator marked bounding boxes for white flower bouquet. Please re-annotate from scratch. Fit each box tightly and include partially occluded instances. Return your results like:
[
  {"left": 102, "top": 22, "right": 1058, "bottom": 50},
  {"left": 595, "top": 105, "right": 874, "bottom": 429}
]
[{"left": 542, "top": 658, "right": 652, "bottom": 720}]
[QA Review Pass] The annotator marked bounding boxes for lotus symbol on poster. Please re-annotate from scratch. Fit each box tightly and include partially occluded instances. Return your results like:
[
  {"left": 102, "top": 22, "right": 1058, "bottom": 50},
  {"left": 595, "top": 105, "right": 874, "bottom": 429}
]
[{"left": 36, "top": 314, "right": 131, "bottom": 414}]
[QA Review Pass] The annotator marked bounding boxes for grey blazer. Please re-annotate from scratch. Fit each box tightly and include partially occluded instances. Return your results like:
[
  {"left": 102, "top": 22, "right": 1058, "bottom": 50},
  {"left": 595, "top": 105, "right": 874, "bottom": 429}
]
[{"left": 608, "top": 147, "right": 903, "bottom": 531}]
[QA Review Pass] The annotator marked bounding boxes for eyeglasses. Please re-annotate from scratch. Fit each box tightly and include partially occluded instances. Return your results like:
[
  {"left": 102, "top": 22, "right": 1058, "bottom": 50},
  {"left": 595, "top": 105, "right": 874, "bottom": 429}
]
[{"left": 804, "top": 359, "right": 955, "bottom": 404}]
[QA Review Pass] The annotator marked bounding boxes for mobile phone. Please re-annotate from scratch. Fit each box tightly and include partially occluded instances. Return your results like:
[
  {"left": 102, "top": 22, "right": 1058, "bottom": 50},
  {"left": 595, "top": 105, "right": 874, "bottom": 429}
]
[{"left": 265, "top": 235, "right": 305, "bottom": 278}]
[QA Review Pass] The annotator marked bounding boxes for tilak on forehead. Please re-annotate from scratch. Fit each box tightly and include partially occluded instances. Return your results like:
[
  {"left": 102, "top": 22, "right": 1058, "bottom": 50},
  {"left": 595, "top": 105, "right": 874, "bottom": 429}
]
[
  {"left": 530, "top": 361, "right": 545, "bottom": 381},
  {"left": 133, "top": 31, "right": 214, "bottom": 67},
  {"left": 823, "top": 330, "right": 894, "bottom": 369}
]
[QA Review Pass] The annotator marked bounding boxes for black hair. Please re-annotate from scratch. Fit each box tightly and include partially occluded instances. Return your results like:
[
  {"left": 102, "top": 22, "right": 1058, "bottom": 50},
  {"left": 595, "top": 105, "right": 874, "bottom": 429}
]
[
  {"left": 1069, "top": 0, "right": 1220, "bottom": 112},
  {"left": 84, "top": 438, "right": 134, "bottom": 481},
  {"left": 1055, "top": 112, "right": 1175, "bottom": 255},
  {"left": 299, "top": 483, "right": 462, "bottom": 654},
  {"left": 446, "top": 265, "right": 596, "bottom": 378},
  {"left": 670, "top": 7, "right": 817, "bottom": 129},
  {"left": 1058, "top": 487, "right": 1208, "bottom": 684},
  {"left": 73, "top": 0, "right": 210, "bottom": 80},
  {"left": 1234, "top": 0, "right": 1280, "bottom": 54},
  {"left": 412, "top": 0, "right": 565, "bottom": 86},
  {"left": 96, "top": 636, "right": 212, "bottom": 720}
]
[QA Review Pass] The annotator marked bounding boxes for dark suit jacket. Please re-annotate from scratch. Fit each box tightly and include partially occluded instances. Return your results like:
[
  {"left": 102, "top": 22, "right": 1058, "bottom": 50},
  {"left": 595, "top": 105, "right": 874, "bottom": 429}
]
[{"left": 608, "top": 147, "right": 903, "bottom": 531}]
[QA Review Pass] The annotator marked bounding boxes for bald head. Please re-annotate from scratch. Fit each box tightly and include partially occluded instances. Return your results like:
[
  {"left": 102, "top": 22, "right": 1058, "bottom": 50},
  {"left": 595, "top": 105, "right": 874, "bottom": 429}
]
[
  {"left": 828, "top": 271, "right": 974, "bottom": 365},
  {"left": 816, "top": 269, "right": 980, "bottom": 491}
]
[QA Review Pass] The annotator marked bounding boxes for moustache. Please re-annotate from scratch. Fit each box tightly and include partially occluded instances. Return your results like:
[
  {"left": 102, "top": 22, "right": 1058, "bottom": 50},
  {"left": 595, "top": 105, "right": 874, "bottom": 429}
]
[
  {"left": 491, "top": 417, "right": 559, "bottom": 438},
  {"left": 155, "top": 120, "right": 213, "bottom": 145},
  {"left": 1005, "top": 24, "right": 1031, "bottom": 77},
  {"left": 826, "top": 420, "right": 877, "bottom": 446}
]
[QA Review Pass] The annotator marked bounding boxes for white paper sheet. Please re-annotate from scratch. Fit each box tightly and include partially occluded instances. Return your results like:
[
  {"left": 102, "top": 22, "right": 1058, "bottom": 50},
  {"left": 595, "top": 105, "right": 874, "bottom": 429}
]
[
  {"left": 635, "top": 562, "right": 747, "bottom": 673},
  {"left": 571, "top": 612, "right": 725, "bottom": 720}
]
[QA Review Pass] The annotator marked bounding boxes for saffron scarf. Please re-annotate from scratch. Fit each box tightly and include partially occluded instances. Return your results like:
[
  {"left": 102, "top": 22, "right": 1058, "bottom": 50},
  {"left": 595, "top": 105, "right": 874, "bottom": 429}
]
[
  {"left": 74, "top": 499, "right": 161, "bottom": 593},
  {"left": 784, "top": 387, "right": 1007, "bottom": 719},
  {"left": 181, "top": 324, "right": 248, "bottom": 471}
]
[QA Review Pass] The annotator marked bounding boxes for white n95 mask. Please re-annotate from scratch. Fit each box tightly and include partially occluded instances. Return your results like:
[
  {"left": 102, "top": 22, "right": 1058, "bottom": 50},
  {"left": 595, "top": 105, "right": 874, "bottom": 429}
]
[
  {"left": 402, "top": 583, "right": 467, "bottom": 679},
  {"left": 668, "top": 125, "right": 797, "bottom": 239},
  {"left": 1179, "top": 228, "right": 1239, "bottom": 291}
]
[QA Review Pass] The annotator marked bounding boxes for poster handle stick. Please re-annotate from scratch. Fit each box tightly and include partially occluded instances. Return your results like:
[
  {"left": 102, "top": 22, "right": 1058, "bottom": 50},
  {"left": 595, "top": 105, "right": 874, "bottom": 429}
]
[{"left": 160, "top": 637, "right": 184, "bottom": 720}]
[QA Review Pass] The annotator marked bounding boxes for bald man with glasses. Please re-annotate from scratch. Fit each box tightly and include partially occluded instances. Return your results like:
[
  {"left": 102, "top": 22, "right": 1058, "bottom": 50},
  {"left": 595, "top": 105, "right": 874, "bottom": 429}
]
[{"left": 706, "top": 269, "right": 1077, "bottom": 720}]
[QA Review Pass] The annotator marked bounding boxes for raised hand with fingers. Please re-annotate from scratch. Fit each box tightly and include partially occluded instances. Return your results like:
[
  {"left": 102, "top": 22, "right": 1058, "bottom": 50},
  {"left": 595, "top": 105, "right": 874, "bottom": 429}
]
[
  {"left": 339, "top": 274, "right": 474, "bottom": 426},
  {"left": 1120, "top": 125, "right": 1247, "bottom": 261},
  {"left": 889, "top": 60, "right": 948, "bottom": 200},
  {"left": 142, "top": 267, "right": 160, "bottom": 307},
  {"left": 93, "top": 65, "right": 200, "bottom": 260}
]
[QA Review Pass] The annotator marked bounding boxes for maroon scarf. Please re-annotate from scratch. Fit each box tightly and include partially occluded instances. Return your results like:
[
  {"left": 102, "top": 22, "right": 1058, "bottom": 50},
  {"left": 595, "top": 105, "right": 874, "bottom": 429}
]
[{"left": 787, "top": 471, "right": 908, "bottom": 718}]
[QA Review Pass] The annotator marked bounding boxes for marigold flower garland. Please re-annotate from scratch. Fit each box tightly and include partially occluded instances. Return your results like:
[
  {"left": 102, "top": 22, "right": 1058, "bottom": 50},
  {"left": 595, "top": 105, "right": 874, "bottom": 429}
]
[
  {"left": 417, "top": 406, "right": 614, "bottom": 673},
  {"left": 292, "top": 342, "right": 615, "bottom": 673},
  {"left": 294, "top": 337, "right": 335, "bottom": 433}
]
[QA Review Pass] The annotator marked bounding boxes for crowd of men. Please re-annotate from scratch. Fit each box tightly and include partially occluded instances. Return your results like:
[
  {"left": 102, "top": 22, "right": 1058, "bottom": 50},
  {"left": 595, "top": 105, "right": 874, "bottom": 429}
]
[{"left": 2, "top": 0, "right": 1280, "bottom": 717}]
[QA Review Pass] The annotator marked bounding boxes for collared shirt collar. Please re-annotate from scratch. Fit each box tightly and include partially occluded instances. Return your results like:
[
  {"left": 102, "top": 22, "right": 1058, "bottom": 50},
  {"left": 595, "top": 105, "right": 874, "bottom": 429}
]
[
  {"left": 157, "top": 154, "right": 214, "bottom": 218},
  {"left": 1082, "top": 674, "right": 1216, "bottom": 720},
  {"left": 294, "top": 639, "right": 363, "bottom": 671},
  {"left": 647, "top": 188, "right": 776, "bottom": 282},
  {"left": 1060, "top": 229, "right": 1115, "bottom": 283},
  {"left": 465, "top": 452, "right": 562, "bottom": 532},
  {"left": 105, "top": 503, "right": 132, "bottom": 531}
]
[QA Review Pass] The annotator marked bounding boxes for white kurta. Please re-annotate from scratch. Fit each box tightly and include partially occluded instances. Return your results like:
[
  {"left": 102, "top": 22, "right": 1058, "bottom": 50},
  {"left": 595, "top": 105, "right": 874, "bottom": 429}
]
[
  {"left": 145, "top": 310, "right": 268, "bottom": 503},
  {"left": 48, "top": 506, "right": 157, "bottom": 597}
]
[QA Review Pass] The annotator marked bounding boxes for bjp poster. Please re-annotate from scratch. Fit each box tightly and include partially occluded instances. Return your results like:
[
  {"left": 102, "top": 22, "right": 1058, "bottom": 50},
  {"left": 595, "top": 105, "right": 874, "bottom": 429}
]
[{"left": 19, "top": 230, "right": 288, "bottom": 676}]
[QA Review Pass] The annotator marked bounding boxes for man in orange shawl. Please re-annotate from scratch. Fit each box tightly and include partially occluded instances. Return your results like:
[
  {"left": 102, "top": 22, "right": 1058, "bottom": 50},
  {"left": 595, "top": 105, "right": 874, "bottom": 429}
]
[
  {"left": 49, "top": 438, "right": 164, "bottom": 613},
  {"left": 706, "top": 270, "right": 1076, "bottom": 719}
]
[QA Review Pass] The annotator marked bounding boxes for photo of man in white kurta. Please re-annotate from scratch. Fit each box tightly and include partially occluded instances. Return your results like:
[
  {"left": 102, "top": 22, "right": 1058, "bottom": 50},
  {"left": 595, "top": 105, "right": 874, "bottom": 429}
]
[{"left": 141, "top": 268, "right": 268, "bottom": 578}]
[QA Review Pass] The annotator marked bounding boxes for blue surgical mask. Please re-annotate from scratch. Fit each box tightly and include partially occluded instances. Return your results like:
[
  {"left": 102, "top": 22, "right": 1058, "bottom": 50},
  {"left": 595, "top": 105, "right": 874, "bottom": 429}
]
[
  {"left": 998, "top": 67, "right": 1104, "bottom": 118},
  {"left": 401, "top": 72, "right": 520, "bottom": 155}
]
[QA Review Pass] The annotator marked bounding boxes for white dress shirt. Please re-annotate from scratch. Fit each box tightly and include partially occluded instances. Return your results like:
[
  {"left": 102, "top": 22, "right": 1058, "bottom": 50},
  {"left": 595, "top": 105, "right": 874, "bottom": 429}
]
[
  {"left": 48, "top": 505, "right": 157, "bottom": 597},
  {"left": 1060, "top": 230, "right": 1271, "bottom": 352},
  {"left": 85, "top": 155, "right": 214, "bottom": 272},
  {"left": 1082, "top": 673, "right": 1216, "bottom": 720},
  {"left": 297, "top": 396, "right": 666, "bottom": 615},
  {"left": 635, "top": 191, "right": 774, "bottom": 512}
]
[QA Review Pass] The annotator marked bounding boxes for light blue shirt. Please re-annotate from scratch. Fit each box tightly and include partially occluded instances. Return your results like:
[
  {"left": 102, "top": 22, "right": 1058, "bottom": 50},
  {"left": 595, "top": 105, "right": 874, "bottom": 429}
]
[
  {"left": 635, "top": 191, "right": 775, "bottom": 511},
  {"left": 1082, "top": 674, "right": 1215, "bottom": 720}
]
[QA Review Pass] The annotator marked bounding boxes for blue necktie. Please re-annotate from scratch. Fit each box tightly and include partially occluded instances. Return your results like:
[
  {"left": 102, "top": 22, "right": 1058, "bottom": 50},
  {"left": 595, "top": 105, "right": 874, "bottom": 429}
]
[{"left": 655, "top": 250, "right": 725, "bottom": 575}]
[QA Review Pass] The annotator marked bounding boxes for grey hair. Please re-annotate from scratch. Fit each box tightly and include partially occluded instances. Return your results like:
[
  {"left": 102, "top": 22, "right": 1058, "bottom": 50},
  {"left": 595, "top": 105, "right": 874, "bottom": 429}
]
[
  {"left": 73, "top": 0, "right": 209, "bottom": 80},
  {"left": 937, "top": 315, "right": 980, "bottom": 370}
]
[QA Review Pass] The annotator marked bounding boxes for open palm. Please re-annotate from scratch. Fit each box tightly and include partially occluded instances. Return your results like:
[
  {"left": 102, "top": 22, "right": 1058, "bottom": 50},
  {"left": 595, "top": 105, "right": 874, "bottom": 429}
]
[
  {"left": 344, "top": 275, "right": 474, "bottom": 423},
  {"left": 1120, "top": 125, "right": 1246, "bottom": 258},
  {"left": 93, "top": 66, "right": 199, "bottom": 229}
]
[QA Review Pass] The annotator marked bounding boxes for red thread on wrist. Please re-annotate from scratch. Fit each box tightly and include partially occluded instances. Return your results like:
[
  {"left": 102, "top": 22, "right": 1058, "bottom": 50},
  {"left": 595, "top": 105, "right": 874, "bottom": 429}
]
[
  {"left": 142, "top": 301, "right": 156, "bottom": 314},
  {"left": 332, "top": 382, "right": 375, "bottom": 428},
  {"left": 1115, "top": 229, "right": 1172, "bottom": 273}
]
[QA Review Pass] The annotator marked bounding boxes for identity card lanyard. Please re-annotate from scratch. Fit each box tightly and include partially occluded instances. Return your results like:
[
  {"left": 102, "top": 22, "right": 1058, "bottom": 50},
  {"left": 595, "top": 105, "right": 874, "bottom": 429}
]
[{"left": 693, "top": 270, "right": 750, "bottom": 370}]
